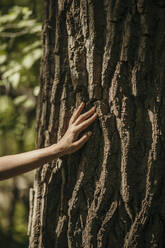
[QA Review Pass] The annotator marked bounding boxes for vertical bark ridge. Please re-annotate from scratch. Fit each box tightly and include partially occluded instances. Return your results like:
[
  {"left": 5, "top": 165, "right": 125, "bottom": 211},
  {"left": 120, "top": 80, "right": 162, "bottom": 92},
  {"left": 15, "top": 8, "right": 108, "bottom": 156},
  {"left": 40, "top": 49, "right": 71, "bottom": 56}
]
[
  {"left": 66, "top": 122, "right": 103, "bottom": 248},
  {"left": 97, "top": 199, "right": 118, "bottom": 248},
  {"left": 82, "top": 128, "right": 110, "bottom": 246},
  {"left": 82, "top": 102, "right": 120, "bottom": 247},
  {"left": 66, "top": 0, "right": 89, "bottom": 102},
  {"left": 102, "top": 0, "right": 124, "bottom": 99},
  {"left": 109, "top": 60, "right": 137, "bottom": 241},
  {"left": 29, "top": 0, "right": 58, "bottom": 246},
  {"left": 123, "top": 107, "right": 162, "bottom": 247}
]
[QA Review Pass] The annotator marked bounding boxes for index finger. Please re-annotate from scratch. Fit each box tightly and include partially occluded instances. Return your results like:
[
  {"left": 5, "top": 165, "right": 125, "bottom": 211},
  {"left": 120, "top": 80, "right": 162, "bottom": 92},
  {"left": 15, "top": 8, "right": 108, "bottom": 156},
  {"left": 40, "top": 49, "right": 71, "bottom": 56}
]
[
  {"left": 77, "top": 112, "right": 98, "bottom": 131},
  {"left": 69, "top": 102, "right": 85, "bottom": 124}
]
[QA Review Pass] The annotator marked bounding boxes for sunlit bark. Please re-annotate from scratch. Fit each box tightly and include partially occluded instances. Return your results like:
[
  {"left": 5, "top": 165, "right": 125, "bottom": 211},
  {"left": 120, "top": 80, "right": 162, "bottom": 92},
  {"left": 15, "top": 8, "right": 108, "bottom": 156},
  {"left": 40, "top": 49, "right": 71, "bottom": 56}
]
[{"left": 28, "top": 1, "right": 165, "bottom": 247}]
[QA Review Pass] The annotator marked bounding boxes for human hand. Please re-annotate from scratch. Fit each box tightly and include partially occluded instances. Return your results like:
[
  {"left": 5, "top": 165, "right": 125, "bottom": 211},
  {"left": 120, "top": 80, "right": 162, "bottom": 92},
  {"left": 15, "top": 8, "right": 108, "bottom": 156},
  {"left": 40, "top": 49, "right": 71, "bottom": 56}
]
[{"left": 57, "top": 102, "right": 97, "bottom": 156}]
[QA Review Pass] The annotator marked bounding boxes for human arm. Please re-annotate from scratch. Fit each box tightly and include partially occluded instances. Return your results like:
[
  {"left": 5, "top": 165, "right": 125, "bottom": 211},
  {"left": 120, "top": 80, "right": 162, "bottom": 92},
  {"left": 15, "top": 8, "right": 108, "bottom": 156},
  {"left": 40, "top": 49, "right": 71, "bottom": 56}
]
[{"left": 0, "top": 102, "right": 97, "bottom": 180}]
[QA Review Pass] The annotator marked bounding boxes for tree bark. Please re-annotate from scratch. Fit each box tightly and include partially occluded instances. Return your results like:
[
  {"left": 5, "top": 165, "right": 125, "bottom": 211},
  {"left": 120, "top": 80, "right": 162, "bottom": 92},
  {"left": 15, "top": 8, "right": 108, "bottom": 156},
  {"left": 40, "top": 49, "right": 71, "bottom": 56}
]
[{"left": 28, "top": 0, "right": 165, "bottom": 247}]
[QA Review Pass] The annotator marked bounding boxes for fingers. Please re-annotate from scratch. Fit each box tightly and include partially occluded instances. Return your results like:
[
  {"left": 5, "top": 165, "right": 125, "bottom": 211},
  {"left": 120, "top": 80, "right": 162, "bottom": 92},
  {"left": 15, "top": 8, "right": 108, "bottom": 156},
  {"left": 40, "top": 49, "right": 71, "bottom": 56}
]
[
  {"left": 69, "top": 102, "right": 85, "bottom": 124},
  {"left": 77, "top": 112, "right": 98, "bottom": 132},
  {"left": 75, "top": 106, "right": 96, "bottom": 125},
  {"left": 73, "top": 131, "right": 92, "bottom": 150}
]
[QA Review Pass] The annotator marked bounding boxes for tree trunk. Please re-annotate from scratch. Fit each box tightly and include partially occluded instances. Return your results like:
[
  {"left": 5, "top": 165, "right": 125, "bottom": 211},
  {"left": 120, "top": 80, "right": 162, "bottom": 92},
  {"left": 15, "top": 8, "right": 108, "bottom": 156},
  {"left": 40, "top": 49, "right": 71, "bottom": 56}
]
[{"left": 28, "top": 0, "right": 165, "bottom": 247}]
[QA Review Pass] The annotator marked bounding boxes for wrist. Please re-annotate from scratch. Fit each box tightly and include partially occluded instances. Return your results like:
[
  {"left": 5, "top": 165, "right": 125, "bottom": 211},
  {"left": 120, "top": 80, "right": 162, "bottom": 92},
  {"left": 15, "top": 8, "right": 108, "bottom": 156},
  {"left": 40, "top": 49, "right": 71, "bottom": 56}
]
[{"left": 48, "top": 143, "right": 66, "bottom": 158}]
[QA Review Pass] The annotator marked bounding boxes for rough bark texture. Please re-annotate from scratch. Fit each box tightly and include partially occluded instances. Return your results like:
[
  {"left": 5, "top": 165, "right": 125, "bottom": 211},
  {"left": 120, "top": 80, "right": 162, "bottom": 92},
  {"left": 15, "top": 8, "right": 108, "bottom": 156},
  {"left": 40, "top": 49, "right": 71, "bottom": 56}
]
[{"left": 28, "top": 0, "right": 165, "bottom": 247}]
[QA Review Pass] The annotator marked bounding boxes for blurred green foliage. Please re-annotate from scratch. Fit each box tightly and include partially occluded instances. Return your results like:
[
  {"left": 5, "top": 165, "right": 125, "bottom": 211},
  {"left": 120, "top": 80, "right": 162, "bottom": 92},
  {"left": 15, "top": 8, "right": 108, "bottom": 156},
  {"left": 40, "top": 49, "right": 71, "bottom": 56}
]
[
  {"left": 0, "top": 3, "right": 42, "bottom": 155},
  {"left": 0, "top": 0, "right": 42, "bottom": 247}
]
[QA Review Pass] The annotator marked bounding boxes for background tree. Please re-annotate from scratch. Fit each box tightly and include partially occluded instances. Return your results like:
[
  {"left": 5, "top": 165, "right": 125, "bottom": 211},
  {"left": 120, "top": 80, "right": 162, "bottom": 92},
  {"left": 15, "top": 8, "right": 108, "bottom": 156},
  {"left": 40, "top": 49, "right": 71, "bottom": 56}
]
[{"left": 29, "top": 0, "right": 165, "bottom": 247}]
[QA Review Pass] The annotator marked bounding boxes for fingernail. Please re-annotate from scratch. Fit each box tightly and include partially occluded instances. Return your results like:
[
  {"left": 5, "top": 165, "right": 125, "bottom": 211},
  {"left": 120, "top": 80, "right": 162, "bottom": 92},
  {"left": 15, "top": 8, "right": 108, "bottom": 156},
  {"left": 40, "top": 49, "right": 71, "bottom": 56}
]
[{"left": 88, "top": 131, "right": 92, "bottom": 136}]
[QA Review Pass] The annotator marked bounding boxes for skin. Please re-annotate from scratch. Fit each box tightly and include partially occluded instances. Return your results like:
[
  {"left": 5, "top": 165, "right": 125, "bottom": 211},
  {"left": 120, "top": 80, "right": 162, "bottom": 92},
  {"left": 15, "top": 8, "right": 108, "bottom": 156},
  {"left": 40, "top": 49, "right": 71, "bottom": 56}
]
[{"left": 0, "top": 102, "right": 97, "bottom": 180}]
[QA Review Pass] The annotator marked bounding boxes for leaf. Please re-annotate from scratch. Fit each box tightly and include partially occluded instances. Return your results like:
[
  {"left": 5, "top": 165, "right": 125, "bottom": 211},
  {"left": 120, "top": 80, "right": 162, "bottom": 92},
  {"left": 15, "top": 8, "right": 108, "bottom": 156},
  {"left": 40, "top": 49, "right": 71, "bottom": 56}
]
[
  {"left": 22, "top": 49, "right": 42, "bottom": 69},
  {"left": 0, "top": 96, "right": 16, "bottom": 130},
  {"left": 14, "top": 95, "right": 27, "bottom": 106},
  {"left": 23, "top": 98, "right": 35, "bottom": 109},
  {"left": 33, "top": 86, "right": 40, "bottom": 96},
  {"left": 22, "top": 41, "right": 41, "bottom": 53},
  {"left": 17, "top": 19, "right": 35, "bottom": 28},
  {"left": 0, "top": 6, "right": 22, "bottom": 24},
  {"left": 0, "top": 96, "right": 14, "bottom": 113},
  {"left": 29, "top": 24, "right": 42, "bottom": 34},
  {"left": 8, "top": 72, "right": 20, "bottom": 88},
  {"left": 22, "top": 7, "right": 32, "bottom": 19},
  {"left": 2, "top": 65, "right": 21, "bottom": 79},
  {"left": 0, "top": 54, "right": 6, "bottom": 64}
]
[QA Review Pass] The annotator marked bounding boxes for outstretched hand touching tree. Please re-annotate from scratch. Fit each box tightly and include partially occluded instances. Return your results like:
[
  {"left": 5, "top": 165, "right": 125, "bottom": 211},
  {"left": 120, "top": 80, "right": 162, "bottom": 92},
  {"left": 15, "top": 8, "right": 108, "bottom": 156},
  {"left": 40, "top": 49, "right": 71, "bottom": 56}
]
[
  {"left": 57, "top": 102, "right": 97, "bottom": 155},
  {"left": 0, "top": 102, "right": 97, "bottom": 180}
]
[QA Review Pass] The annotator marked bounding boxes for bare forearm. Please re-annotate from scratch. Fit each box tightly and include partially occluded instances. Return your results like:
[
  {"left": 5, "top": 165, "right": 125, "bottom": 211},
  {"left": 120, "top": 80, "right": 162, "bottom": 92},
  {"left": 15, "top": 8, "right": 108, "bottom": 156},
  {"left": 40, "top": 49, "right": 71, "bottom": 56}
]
[
  {"left": 0, "top": 144, "right": 61, "bottom": 180},
  {"left": 0, "top": 103, "right": 97, "bottom": 181}
]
